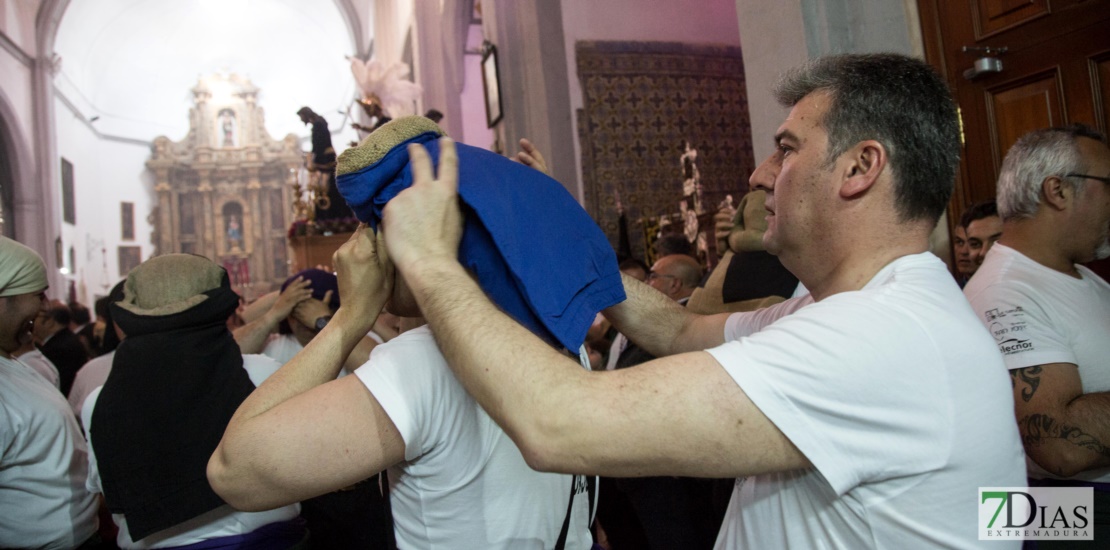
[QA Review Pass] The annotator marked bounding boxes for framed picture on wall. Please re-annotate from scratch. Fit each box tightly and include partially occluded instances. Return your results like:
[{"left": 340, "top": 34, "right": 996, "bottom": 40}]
[
  {"left": 121, "top": 202, "right": 134, "bottom": 240},
  {"left": 61, "top": 158, "right": 75, "bottom": 225},
  {"left": 481, "top": 44, "right": 503, "bottom": 128},
  {"left": 118, "top": 246, "right": 142, "bottom": 277}
]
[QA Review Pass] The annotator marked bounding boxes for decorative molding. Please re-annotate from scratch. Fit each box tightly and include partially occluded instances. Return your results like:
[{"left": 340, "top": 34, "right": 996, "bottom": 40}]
[
  {"left": 53, "top": 86, "right": 151, "bottom": 147},
  {"left": 0, "top": 31, "right": 33, "bottom": 67}
]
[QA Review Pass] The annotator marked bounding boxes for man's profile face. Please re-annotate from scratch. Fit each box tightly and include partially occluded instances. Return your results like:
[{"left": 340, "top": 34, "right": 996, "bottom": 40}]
[
  {"left": 749, "top": 91, "right": 836, "bottom": 258},
  {"left": 953, "top": 225, "right": 973, "bottom": 276},
  {"left": 646, "top": 259, "right": 679, "bottom": 298},
  {"left": 1070, "top": 137, "right": 1110, "bottom": 262},
  {"left": 966, "top": 215, "right": 1003, "bottom": 267}
]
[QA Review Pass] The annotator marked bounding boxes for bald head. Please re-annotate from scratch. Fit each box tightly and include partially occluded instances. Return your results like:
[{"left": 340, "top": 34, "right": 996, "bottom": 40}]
[{"left": 647, "top": 254, "right": 703, "bottom": 301}]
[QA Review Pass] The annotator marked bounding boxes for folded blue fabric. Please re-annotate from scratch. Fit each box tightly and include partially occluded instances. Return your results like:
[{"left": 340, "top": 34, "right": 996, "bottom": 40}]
[{"left": 336, "top": 132, "right": 625, "bottom": 351}]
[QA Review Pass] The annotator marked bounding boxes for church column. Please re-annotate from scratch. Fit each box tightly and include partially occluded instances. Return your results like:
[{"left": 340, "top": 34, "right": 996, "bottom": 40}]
[
  {"left": 197, "top": 169, "right": 215, "bottom": 258},
  {"left": 246, "top": 166, "right": 267, "bottom": 287},
  {"left": 153, "top": 167, "right": 174, "bottom": 256},
  {"left": 478, "top": 0, "right": 577, "bottom": 197}
]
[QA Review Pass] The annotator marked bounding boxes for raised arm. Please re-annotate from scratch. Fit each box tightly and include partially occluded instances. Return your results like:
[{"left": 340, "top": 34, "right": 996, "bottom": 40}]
[
  {"left": 604, "top": 273, "right": 731, "bottom": 357},
  {"left": 1011, "top": 363, "right": 1110, "bottom": 477},
  {"left": 382, "top": 138, "right": 806, "bottom": 479},
  {"left": 232, "top": 280, "right": 312, "bottom": 353},
  {"left": 209, "top": 226, "right": 403, "bottom": 511},
  {"left": 240, "top": 290, "right": 280, "bottom": 324},
  {"left": 288, "top": 295, "right": 380, "bottom": 372}
]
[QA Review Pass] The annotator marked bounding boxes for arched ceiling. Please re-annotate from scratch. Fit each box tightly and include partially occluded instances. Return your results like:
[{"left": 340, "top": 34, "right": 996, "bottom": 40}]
[{"left": 52, "top": 0, "right": 369, "bottom": 143}]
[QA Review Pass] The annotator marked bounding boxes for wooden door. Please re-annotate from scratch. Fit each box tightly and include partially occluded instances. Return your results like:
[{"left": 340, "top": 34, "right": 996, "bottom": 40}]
[{"left": 918, "top": 0, "right": 1110, "bottom": 215}]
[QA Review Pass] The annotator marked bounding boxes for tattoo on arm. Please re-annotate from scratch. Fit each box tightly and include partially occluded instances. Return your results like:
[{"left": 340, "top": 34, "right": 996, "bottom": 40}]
[
  {"left": 1010, "top": 366, "right": 1042, "bottom": 402},
  {"left": 1019, "top": 413, "right": 1110, "bottom": 473}
]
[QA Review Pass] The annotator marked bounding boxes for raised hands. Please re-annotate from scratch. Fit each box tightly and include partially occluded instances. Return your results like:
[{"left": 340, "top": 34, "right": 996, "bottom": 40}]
[
  {"left": 330, "top": 223, "right": 394, "bottom": 332},
  {"left": 271, "top": 277, "right": 314, "bottom": 322},
  {"left": 513, "top": 138, "right": 549, "bottom": 175},
  {"left": 381, "top": 138, "right": 464, "bottom": 275}
]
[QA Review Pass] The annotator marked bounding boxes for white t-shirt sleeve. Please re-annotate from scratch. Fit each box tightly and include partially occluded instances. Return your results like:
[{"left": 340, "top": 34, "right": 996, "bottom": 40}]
[
  {"left": 708, "top": 296, "right": 948, "bottom": 496},
  {"left": 723, "top": 294, "right": 813, "bottom": 341},
  {"left": 241, "top": 354, "right": 284, "bottom": 386},
  {"left": 965, "top": 281, "right": 1075, "bottom": 370},
  {"left": 354, "top": 330, "right": 460, "bottom": 463}
]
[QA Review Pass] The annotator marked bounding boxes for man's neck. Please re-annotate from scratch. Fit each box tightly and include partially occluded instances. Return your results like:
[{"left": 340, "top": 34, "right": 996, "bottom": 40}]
[
  {"left": 998, "top": 219, "right": 1080, "bottom": 277},
  {"left": 790, "top": 235, "right": 931, "bottom": 302}
]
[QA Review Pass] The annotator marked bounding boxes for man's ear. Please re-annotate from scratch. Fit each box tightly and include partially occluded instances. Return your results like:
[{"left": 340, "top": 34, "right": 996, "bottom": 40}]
[
  {"left": 1041, "top": 176, "right": 1071, "bottom": 211},
  {"left": 839, "top": 140, "right": 887, "bottom": 199}
]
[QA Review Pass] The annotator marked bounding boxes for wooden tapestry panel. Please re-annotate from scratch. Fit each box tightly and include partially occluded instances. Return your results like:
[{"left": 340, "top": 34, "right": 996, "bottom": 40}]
[{"left": 576, "top": 41, "right": 755, "bottom": 260}]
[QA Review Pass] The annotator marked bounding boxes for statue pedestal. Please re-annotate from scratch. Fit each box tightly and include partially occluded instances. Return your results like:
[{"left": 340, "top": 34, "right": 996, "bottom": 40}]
[{"left": 288, "top": 232, "right": 351, "bottom": 272}]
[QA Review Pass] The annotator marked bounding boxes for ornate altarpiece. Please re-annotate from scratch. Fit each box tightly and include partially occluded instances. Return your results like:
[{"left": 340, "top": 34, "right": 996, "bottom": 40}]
[{"left": 147, "top": 74, "right": 302, "bottom": 297}]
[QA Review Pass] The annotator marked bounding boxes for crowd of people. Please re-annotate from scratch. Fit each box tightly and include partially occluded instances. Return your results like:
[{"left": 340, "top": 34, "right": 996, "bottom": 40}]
[{"left": 1, "top": 51, "right": 1108, "bottom": 549}]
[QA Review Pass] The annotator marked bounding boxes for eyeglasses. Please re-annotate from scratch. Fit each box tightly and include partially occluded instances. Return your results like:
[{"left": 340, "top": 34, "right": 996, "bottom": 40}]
[
  {"left": 1064, "top": 173, "right": 1110, "bottom": 185},
  {"left": 646, "top": 272, "right": 676, "bottom": 281}
]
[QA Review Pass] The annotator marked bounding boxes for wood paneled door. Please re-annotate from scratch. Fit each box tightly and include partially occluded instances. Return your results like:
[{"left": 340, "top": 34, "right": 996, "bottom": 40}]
[{"left": 918, "top": 0, "right": 1110, "bottom": 218}]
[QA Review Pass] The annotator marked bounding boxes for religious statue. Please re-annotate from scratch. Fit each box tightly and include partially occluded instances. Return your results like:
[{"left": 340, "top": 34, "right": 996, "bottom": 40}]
[
  {"left": 218, "top": 108, "right": 237, "bottom": 148},
  {"left": 226, "top": 214, "right": 242, "bottom": 252}
]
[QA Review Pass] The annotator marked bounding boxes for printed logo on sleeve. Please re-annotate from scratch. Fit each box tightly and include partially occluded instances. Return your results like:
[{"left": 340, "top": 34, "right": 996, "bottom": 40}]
[{"left": 984, "top": 307, "right": 1034, "bottom": 355}]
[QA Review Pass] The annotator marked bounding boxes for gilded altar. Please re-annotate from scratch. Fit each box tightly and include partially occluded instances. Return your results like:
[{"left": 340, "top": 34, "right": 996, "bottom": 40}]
[{"left": 147, "top": 73, "right": 303, "bottom": 297}]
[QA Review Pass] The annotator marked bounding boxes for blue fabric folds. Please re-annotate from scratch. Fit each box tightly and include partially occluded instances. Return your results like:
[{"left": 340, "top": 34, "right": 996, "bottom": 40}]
[{"left": 336, "top": 132, "right": 626, "bottom": 351}]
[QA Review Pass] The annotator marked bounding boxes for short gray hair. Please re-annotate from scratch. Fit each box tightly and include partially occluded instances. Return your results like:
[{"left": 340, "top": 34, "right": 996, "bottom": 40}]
[
  {"left": 774, "top": 53, "right": 960, "bottom": 224},
  {"left": 996, "top": 124, "right": 1106, "bottom": 220}
]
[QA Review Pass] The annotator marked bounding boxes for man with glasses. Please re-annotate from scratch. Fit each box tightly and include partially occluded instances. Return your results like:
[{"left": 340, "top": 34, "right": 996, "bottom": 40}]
[{"left": 965, "top": 124, "right": 1110, "bottom": 545}]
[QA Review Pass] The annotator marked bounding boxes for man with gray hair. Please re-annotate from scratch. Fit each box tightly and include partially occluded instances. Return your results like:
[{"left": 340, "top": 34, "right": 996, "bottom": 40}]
[
  {"left": 380, "top": 53, "right": 1026, "bottom": 548},
  {"left": 964, "top": 124, "right": 1110, "bottom": 543}
]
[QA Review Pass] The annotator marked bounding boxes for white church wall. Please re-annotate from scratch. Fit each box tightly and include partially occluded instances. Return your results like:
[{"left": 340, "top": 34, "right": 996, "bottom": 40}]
[
  {"left": 0, "top": 40, "right": 36, "bottom": 171},
  {"left": 53, "top": 93, "right": 155, "bottom": 305},
  {"left": 0, "top": 0, "right": 36, "bottom": 55}
]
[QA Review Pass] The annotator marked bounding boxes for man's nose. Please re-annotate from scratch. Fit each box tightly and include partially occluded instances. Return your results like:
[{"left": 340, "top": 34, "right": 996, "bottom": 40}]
[{"left": 750, "top": 153, "right": 777, "bottom": 192}]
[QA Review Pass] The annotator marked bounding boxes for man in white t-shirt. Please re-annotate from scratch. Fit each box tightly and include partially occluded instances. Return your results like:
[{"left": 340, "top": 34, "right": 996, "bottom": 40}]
[
  {"left": 377, "top": 53, "right": 1027, "bottom": 548},
  {"left": 964, "top": 124, "right": 1110, "bottom": 544},
  {"left": 209, "top": 226, "right": 593, "bottom": 549},
  {"left": 0, "top": 236, "right": 99, "bottom": 549}
]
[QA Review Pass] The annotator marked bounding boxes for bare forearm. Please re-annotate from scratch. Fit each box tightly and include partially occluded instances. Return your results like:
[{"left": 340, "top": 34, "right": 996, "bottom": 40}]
[
  {"left": 605, "top": 273, "right": 728, "bottom": 356},
  {"left": 233, "top": 308, "right": 372, "bottom": 425},
  {"left": 232, "top": 311, "right": 281, "bottom": 353},
  {"left": 212, "top": 306, "right": 381, "bottom": 507},
  {"left": 240, "top": 291, "right": 279, "bottom": 323},
  {"left": 1021, "top": 391, "right": 1110, "bottom": 477}
]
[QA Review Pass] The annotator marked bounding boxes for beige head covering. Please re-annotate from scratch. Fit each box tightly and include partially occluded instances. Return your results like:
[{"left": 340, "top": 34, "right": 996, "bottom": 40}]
[
  {"left": 0, "top": 236, "right": 48, "bottom": 297},
  {"left": 115, "top": 254, "right": 226, "bottom": 316}
]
